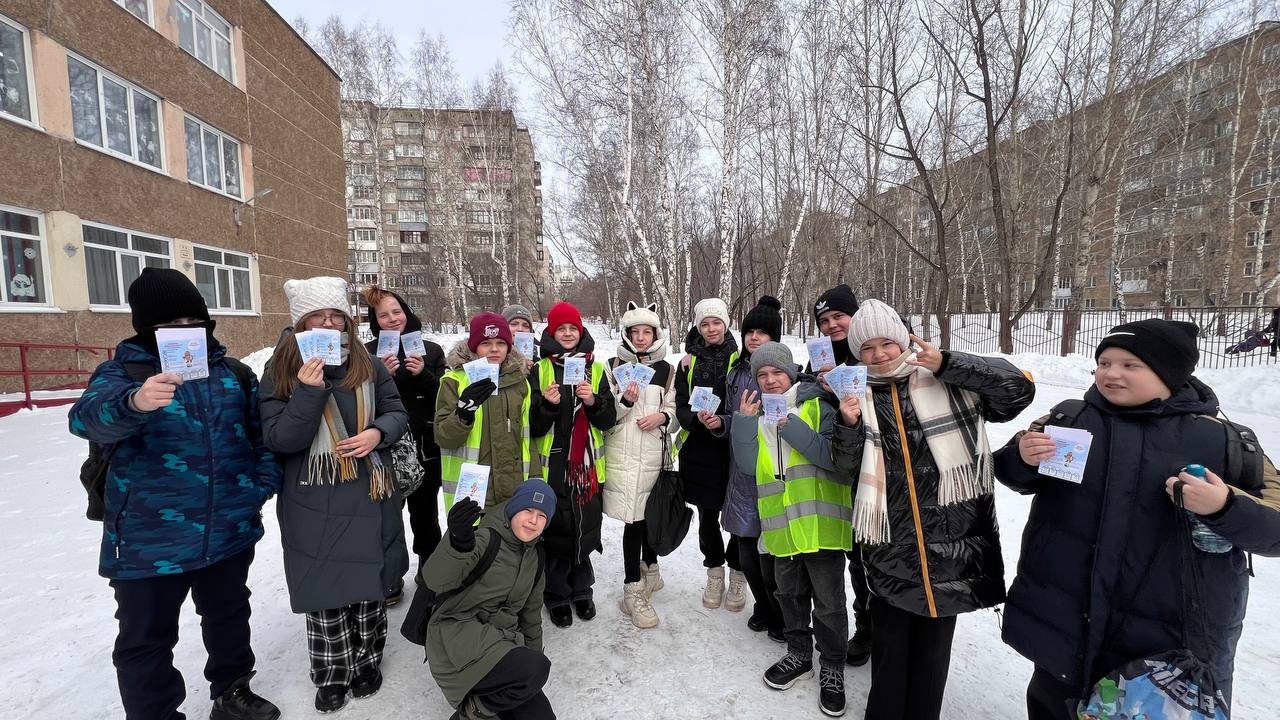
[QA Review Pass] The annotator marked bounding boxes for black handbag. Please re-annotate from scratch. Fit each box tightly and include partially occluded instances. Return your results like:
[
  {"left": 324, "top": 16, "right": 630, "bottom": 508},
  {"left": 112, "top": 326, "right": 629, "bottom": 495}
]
[{"left": 645, "top": 433, "right": 693, "bottom": 556}]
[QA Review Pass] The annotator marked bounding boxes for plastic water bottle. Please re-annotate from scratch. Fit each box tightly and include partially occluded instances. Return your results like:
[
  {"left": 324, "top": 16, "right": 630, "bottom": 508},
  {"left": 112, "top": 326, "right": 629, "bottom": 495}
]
[{"left": 1183, "top": 464, "right": 1232, "bottom": 553}]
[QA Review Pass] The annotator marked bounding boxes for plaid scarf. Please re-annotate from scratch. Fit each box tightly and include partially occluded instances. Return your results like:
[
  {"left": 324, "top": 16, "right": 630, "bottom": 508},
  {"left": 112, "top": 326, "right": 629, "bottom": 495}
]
[
  {"left": 853, "top": 352, "right": 992, "bottom": 545},
  {"left": 301, "top": 380, "right": 393, "bottom": 501}
]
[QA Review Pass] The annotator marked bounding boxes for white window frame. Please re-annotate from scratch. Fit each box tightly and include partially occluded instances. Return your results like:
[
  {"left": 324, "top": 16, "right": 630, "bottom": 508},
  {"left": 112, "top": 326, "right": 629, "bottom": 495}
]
[
  {"left": 1243, "top": 261, "right": 1257, "bottom": 277},
  {"left": 175, "top": 0, "right": 235, "bottom": 83},
  {"left": 82, "top": 221, "right": 172, "bottom": 309},
  {"left": 67, "top": 53, "right": 166, "bottom": 172},
  {"left": 192, "top": 244, "right": 254, "bottom": 313},
  {"left": 0, "top": 13, "right": 39, "bottom": 129},
  {"left": 183, "top": 114, "right": 243, "bottom": 199},
  {"left": 0, "top": 204, "right": 54, "bottom": 309},
  {"left": 113, "top": 0, "right": 151, "bottom": 25},
  {"left": 395, "top": 144, "right": 424, "bottom": 158}
]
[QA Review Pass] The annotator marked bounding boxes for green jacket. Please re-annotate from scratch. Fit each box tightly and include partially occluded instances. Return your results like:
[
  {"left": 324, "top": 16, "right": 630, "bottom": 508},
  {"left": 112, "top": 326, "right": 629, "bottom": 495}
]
[
  {"left": 434, "top": 341, "right": 540, "bottom": 506},
  {"left": 424, "top": 501, "right": 546, "bottom": 708}
]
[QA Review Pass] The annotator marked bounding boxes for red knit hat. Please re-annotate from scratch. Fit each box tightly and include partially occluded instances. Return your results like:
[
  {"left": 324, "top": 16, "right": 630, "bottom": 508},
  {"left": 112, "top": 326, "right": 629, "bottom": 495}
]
[
  {"left": 546, "top": 302, "right": 583, "bottom": 335},
  {"left": 467, "top": 312, "right": 514, "bottom": 353}
]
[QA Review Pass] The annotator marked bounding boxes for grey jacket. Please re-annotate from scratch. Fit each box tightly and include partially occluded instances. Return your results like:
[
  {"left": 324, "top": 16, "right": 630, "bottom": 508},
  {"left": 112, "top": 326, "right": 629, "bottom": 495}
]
[
  {"left": 259, "top": 352, "right": 410, "bottom": 613},
  {"left": 729, "top": 381, "right": 839, "bottom": 480}
]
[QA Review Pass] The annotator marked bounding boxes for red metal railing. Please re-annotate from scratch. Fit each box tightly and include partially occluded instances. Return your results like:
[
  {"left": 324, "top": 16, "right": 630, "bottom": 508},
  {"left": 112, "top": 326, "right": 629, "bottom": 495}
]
[{"left": 0, "top": 342, "right": 116, "bottom": 418}]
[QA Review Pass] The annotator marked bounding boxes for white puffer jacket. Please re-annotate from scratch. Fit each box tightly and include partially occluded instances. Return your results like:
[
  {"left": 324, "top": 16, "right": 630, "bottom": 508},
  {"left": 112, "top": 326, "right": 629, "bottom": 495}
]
[{"left": 603, "top": 335, "right": 677, "bottom": 522}]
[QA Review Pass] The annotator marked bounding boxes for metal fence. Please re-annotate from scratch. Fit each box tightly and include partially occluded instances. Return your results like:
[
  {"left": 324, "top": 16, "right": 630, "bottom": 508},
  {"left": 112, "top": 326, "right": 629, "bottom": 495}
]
[{"left": 911, "top": 307, "right": 1278, "bottom": 369}]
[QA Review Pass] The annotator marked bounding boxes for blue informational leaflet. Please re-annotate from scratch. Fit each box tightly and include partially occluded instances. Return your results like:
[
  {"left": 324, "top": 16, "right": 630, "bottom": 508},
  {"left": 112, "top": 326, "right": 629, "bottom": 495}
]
[
  {"left": 690, "top": 386, "right": 720, "bottom": 414},
  {"left": 155, "top": 327, "right": 209, "bottom": 381},
  {"left": 515, "top": 332, "right": 537, "bottom": 359},
  {"left": 806, "top": 336, "right": 836, "bottom": 371},
  {"left": 825, "top": 365, "right": 868, "bottom": 399},
  {"left": 376, "top": 330, "right": 400, "bottom": 358},
  {"left": 400, "top": 331, "right": 426, "bottom": 357},
  {"left": 458, "top": 463, "right": 491, "bottom": 508},
  {"left": 1038, "top": 425, "right": 1093, "bottom": 484},
  {"left": 463, "top": 357, "right": 500, "bottom": 394},
  {"left": 761, "top": 393, "right": 788, "bottom": 425},
  {"left": 562, "top": 356, "right": 586, "bottom": 386}
]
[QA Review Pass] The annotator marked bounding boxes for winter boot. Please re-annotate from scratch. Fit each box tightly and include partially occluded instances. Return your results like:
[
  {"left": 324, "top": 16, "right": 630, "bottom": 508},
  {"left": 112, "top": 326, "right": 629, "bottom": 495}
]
[
  {"left": 350, "top": 668, "right": 382, "bottom": 699},
  {"left": 819, "top": 664, "right": 847, "bottom": 717},
  {"left": 845, "top": 611, "right": 872, "bottom": 667},
  {"left": 724, "top": 569, "right": 748, "bottom": 612},
  {"left": 619, "top": 581, "right": 659, "bottom": 629},
  {"left": 641, "top": 562, "right": 665, "bottom": 594},
  {"left": 549, "top": 605, "right": 573, "bottom": 628},
  {"left": 763, "top": 652, "right": 814, "bottom": 690},
  {"left": 573, "top": 598, "right": 597, "bottom": 621},
  {"left": 314, "top": 685, "right": 347, "bottom": 714},
  {"left": 209, "top": 672, "right": 280, "bottom": 720},
  {"left": 702, "top": 566, "right": 725, "bottom": 609}
]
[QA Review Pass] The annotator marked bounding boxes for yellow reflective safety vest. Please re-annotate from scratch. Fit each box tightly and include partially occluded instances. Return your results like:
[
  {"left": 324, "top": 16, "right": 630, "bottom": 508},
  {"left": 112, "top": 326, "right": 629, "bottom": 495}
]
[
  {"left": 439, "top": 368, "right": 532, "bottom": 509},
  {"left": 755, "top": 397, "right": 853, "bottom": 557},
  {"left": 532, "top": 358, "right": 608, "bottom": 484},
  {"left": 673, "top": 351, "right": 740, "bottom": 458}
]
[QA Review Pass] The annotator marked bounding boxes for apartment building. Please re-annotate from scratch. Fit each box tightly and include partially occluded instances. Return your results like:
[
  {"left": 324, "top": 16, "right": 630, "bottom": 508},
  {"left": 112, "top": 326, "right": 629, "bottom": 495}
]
[
  {"left": 0, "top": 0, "right": 346, "bottom": 359},
  {"left": 341, "top": 103, "right": 550, "bottom": 324}
]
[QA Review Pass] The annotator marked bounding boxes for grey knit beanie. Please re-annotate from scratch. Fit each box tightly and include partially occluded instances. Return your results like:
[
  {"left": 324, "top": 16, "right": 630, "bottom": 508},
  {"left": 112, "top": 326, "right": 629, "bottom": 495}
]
[
  {"left": 502, "top": 304, "right": 533, "bottom": 325},
  {"left": 847, "top": 299, "right": 910, "bottom": 355},
  {"left": 749, "top": 342, "right": 797, "bottom": 384}
]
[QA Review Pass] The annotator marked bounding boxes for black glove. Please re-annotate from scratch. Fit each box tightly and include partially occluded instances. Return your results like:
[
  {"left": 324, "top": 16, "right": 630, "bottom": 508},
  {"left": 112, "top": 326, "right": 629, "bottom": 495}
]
[
  {"left": 455, "top": 379, "right": 497, "bottom": 423},
  {"left": 447, "top": 498, "right": 482, "bottom": 551}
]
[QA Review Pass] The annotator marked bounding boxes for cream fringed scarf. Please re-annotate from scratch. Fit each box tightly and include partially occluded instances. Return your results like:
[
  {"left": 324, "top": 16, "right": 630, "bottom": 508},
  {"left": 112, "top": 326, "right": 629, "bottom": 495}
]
[
  {"left": 852, "top": 352, "right": 993, "bottom": 546},
  {"left": 300, "top": 380, "right": 394, "bottom": 501}
]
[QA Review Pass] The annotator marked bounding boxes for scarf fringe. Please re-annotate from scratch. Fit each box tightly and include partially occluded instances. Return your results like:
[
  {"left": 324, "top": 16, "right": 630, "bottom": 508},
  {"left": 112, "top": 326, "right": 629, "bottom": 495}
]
[
  {"left": 301, "top": 380, "right": 391, "bottom": 501},
  {"left": 852, "top": 493, "right": 890, "bottom": 546},
  {"left": 936, "top": 454, "right": 994, "bottom": 506}
]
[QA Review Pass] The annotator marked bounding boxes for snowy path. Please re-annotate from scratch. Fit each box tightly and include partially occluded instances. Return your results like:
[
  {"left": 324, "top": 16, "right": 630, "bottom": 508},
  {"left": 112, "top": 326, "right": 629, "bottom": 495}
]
[{"left": 2, "top": 342, "right": 1277, "bottom": 719}]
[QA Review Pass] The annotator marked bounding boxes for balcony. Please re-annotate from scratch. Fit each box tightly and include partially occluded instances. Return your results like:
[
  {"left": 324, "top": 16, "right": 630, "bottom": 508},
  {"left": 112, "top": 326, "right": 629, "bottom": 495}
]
[
  {"left": 1052, "top": 287, "right": 1072, "bottom": 298},
  {"left": 1120, "top": 280, "right": 1149, "bottom": 294}
]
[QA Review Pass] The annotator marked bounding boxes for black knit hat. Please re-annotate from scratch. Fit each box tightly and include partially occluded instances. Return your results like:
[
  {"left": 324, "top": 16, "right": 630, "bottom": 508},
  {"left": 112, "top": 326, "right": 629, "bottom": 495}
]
[
  {"left": 742, "top": 295, "right": 783, "bottom": 342},
  {"left": 812, "top": 284, "right": 859, "bottom": 324},
  {"left": 127, "top": 268, "right": 210, "bottom": 333},
  {"left": 1095, "top": 319, "right": 1200, "bottom": 391}
]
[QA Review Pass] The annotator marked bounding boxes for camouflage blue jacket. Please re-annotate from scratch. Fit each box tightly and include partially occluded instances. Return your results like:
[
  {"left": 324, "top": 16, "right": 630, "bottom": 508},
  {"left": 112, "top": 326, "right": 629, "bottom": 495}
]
[{"left": 69, "top": 340, "right": 282, "bottom": 580}]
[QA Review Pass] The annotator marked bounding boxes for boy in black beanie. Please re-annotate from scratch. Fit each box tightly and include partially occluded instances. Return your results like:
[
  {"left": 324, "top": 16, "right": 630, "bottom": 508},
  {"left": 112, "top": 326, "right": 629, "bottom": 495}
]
[{"left": 995, "top": 318, "right": 1280, "bottom": 718}]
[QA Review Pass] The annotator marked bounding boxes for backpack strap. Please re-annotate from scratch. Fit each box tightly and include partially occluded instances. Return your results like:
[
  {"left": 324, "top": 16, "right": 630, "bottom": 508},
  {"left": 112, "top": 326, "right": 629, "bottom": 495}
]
[
  {"left": 437, "top": 527, "right": 502, "bottom": 609},
  {"left": 1208, "top": 413, "right": 1265, "bottom": 494},
  {"left": 1047, "top": 399, "right": 1087, "bottom": 427}
]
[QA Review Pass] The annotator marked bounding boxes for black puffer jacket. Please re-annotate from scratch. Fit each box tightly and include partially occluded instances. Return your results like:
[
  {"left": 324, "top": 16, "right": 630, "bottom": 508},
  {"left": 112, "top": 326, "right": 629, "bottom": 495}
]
[
  {"left": 831, "top": 351, "right": 1034, "bottom": 618},
  {"left": 994, "top": 379, "right": 1280, "bottom": 698},
  {"left": 674, "top": 327, "right": 740, "bottom": 509},
  {"left": 364, "top": 292, "right": 447, "bottom": 464}
]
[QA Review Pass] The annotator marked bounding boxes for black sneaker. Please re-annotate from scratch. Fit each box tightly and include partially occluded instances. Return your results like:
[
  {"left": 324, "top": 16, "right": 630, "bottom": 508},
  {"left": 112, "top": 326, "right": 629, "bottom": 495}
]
[
  {"left": 846, "top": 613, "right": 872, "bottom": 667},
  {"left": 763, "top": 653, "right": 813, "bottom": 690},
  {"left": 209, "top": 673, "right": 280, "bottom": 720},
  {"left": 549, "top": 605, "right": 573, "bottom": 627},
  {"left": 314, "top": 685, "right": 347, "bottom": 714},
  {"left": 747, "top": 613, "right": 768, "bottom": 632},
  {"left": 819, "top": 665, "right": 846, "bottom": 717},
  {"left": 573, "top": 598, "right": 596, "bottom": 621},
  {"left": 351, "top": 669, "right": 382, "bottom": 699},
  {"left": 767, "top": 626, "right": 787, "bottom": 644}
]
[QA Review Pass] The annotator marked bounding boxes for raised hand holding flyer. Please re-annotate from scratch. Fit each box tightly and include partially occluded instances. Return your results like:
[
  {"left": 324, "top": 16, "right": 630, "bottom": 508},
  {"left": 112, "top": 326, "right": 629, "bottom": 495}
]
[
  {"left": 761, "top": 393, "right": 788, "bottom": 425},
  {"left": 375, "top": 330, "right": 400, "bottom": 358},
  {"left": 690, "top": 385, "right": 720, "bottom": 414},
  {"left": 457, "top": 463, "right": 491, "bottom": 508},
  {"left": 400, "top": 331, "right": 426, "bottom": 357},
  {"left": 806, "top": 336, "right": 836, "bottom": 370},
  {"left": 515, "top": 332, "right": 537, "bottom": 359},
  {"left": 312, "top": 329, "right": 343, "bottom": 366},
  {"left": 463, "top": 357, "right": 500, "bottom": 393},
  {"left": 562, "top": 356, "right": 586, "bottom": 386},
  {"left": 1038, "top": 425, "right": 1093, "bottom": 484},
  {"left": 155, "top": 327, "right": 209, "bottom": 381}
]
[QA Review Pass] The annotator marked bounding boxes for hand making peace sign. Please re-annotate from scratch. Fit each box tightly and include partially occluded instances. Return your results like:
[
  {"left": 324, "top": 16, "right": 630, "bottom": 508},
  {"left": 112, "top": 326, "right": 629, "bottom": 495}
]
[{"left": 904, "top": 334, "right": 944, "bottom": 373}]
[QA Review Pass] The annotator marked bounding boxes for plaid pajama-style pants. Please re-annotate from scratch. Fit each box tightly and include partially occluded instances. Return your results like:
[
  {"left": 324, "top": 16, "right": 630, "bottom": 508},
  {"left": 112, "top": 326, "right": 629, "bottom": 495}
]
[{"left": 305, "top": 600, "right": 387, "bottom": 688}]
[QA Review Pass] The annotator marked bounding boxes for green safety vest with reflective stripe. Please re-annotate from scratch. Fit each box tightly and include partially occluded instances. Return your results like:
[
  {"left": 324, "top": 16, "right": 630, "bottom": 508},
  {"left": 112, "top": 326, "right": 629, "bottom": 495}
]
[
  {"left": 532, "top": 358, "right": 608, "bottom": 484},
  {"left": 673, "top": 351, "right": 740, "bottom": 458},
  {"left": 755, "top": 397, "right": 853, "bottom": 557},
  {"left": 439, "top": 368, "right": 532, "bottom": 509}
]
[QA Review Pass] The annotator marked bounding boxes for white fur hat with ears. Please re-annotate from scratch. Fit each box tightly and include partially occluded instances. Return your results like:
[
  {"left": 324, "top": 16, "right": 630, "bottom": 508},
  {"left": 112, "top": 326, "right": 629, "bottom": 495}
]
[{"left": 621, "top": 301, "right": 662, "bottom": 333}]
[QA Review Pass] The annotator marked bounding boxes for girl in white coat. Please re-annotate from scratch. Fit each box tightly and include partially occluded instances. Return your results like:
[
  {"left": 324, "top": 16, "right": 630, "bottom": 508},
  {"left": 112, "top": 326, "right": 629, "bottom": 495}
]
[{"left": 605, "top": 302, "right": 678, "bottom": 628}]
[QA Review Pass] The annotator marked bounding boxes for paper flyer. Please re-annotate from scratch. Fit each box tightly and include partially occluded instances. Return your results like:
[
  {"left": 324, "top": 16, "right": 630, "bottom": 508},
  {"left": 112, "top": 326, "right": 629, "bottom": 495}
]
[
  {"left": 825, "top": 365, "right": 868, "bottom": 399},
  {"left": 806, "top": 336, "right": 836, "bottom": 371},
  {"left": 400, "top": 331, "right": 426, "bottom": 357},
  {"left": 562, "top": 356, "right": 586, "bottom": 386},
  {"left": 514, "top": 332, "right": 537, "bottom": 359},
  {"left": 463, "top": 357, "right": 500, "bottom": 393},
  {"left": 312, "top": 329, "right": 342, "bottom": 366},
  {"left": 1038, "top": 425, "right": 1093, "bottom": 484},
  {"left": 761, "top": 393, "right": 788, "bottom": 425},
  {"left": 375, "top": 330, "right": 400, "bottom": 358},
  {"left": 457, "top": 463, "right": 491, "bottom": 508},
  {"left": 294, "top": 330, "right": 315, "bottom": 362},
  {"left": 155, "top": 327, "right": 209, "bottom": 381},
  {"left": 628, "top": 362, "right": 655, "bottom": 388},
  {"left": 613, "top": 363, "right": 634, "bottom": 390},
  {"left": 690, "top": 385, "right": 720, "bottom": 414}
]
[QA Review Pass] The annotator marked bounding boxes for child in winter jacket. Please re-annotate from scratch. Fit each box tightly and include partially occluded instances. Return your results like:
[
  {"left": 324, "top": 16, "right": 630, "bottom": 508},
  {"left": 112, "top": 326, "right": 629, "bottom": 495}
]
[
  {"left": 69, "top": 268, "right": 282, "bottom": 720},
  {"left": 529, "top": 302, "right": 617, "bottom": 628},
  {"left": 604, "top": 301, "right": 678, "bottom": 629},
  {"left": 830, "top": 299, "right": 1034, "bottom": 720},
  {"left": 675, "top": 297, "right": 746, "bottom": 610},
  {"left": 426, "top": 480, "right": 558, "bottom": 720},
  {"left": 258, "top": 277, "right": 409, "bottom": 714},
  {"left": 712, "top": 295, "right": 788, "bottom": 638},
  {"left": 434, "top": 313, "right": 539, "bottom": 510},
  {"left": 503, "top": 304, "right": 538, "bottom": 368},
  {"left": 994, "top": 319, "right": 1280, "bottom": 719},
  {"left": 730, "top": 342, "right": 850, "bottom": 717}
]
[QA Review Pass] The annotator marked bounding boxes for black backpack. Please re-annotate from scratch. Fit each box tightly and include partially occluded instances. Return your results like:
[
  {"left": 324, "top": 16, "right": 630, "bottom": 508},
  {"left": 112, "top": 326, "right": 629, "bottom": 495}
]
[{"left": 78, "top": 358, "right": 255, "bottom": 521}]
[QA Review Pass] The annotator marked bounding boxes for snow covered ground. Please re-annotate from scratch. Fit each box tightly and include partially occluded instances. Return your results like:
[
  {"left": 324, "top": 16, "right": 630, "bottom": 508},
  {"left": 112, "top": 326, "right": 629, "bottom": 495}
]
[{"left": 3, "top": 329, "right": 1277, "bottom": 719}]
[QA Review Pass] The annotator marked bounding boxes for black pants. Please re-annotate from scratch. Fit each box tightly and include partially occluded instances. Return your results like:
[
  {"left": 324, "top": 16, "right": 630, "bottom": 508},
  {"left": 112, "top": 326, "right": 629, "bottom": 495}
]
[
  {"left": 865, "top": 596, "right": 957, "bottom": 720},
  {"left": 621, "top": 521, "right": 658, "bottom": 584},
  {"left": 736, "top": 535, "right": 783, "bottom": 632},
  {"left": 543, "top": 552, "right": 594, "bottom": 608},
  {"left": 406, "top": 459, "right": 443, "bottom": 559},
  {"left": 774, "top": 551, "right": 847, "bottom": 668},
  {"left": 110, "top": 548, "right": 256, "bottom": 720},
  {"left": 696, "top": 507, "right": 741, "bottom": 570},
  {"left": 1026, "top": 668, "right": 1079, "bottom": 720},
  {"left": 466, "top": 646, "right": 556, "bottom": 719},
  {"left": 846, "top": 547, "right": 871, "bottom": 617}
]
